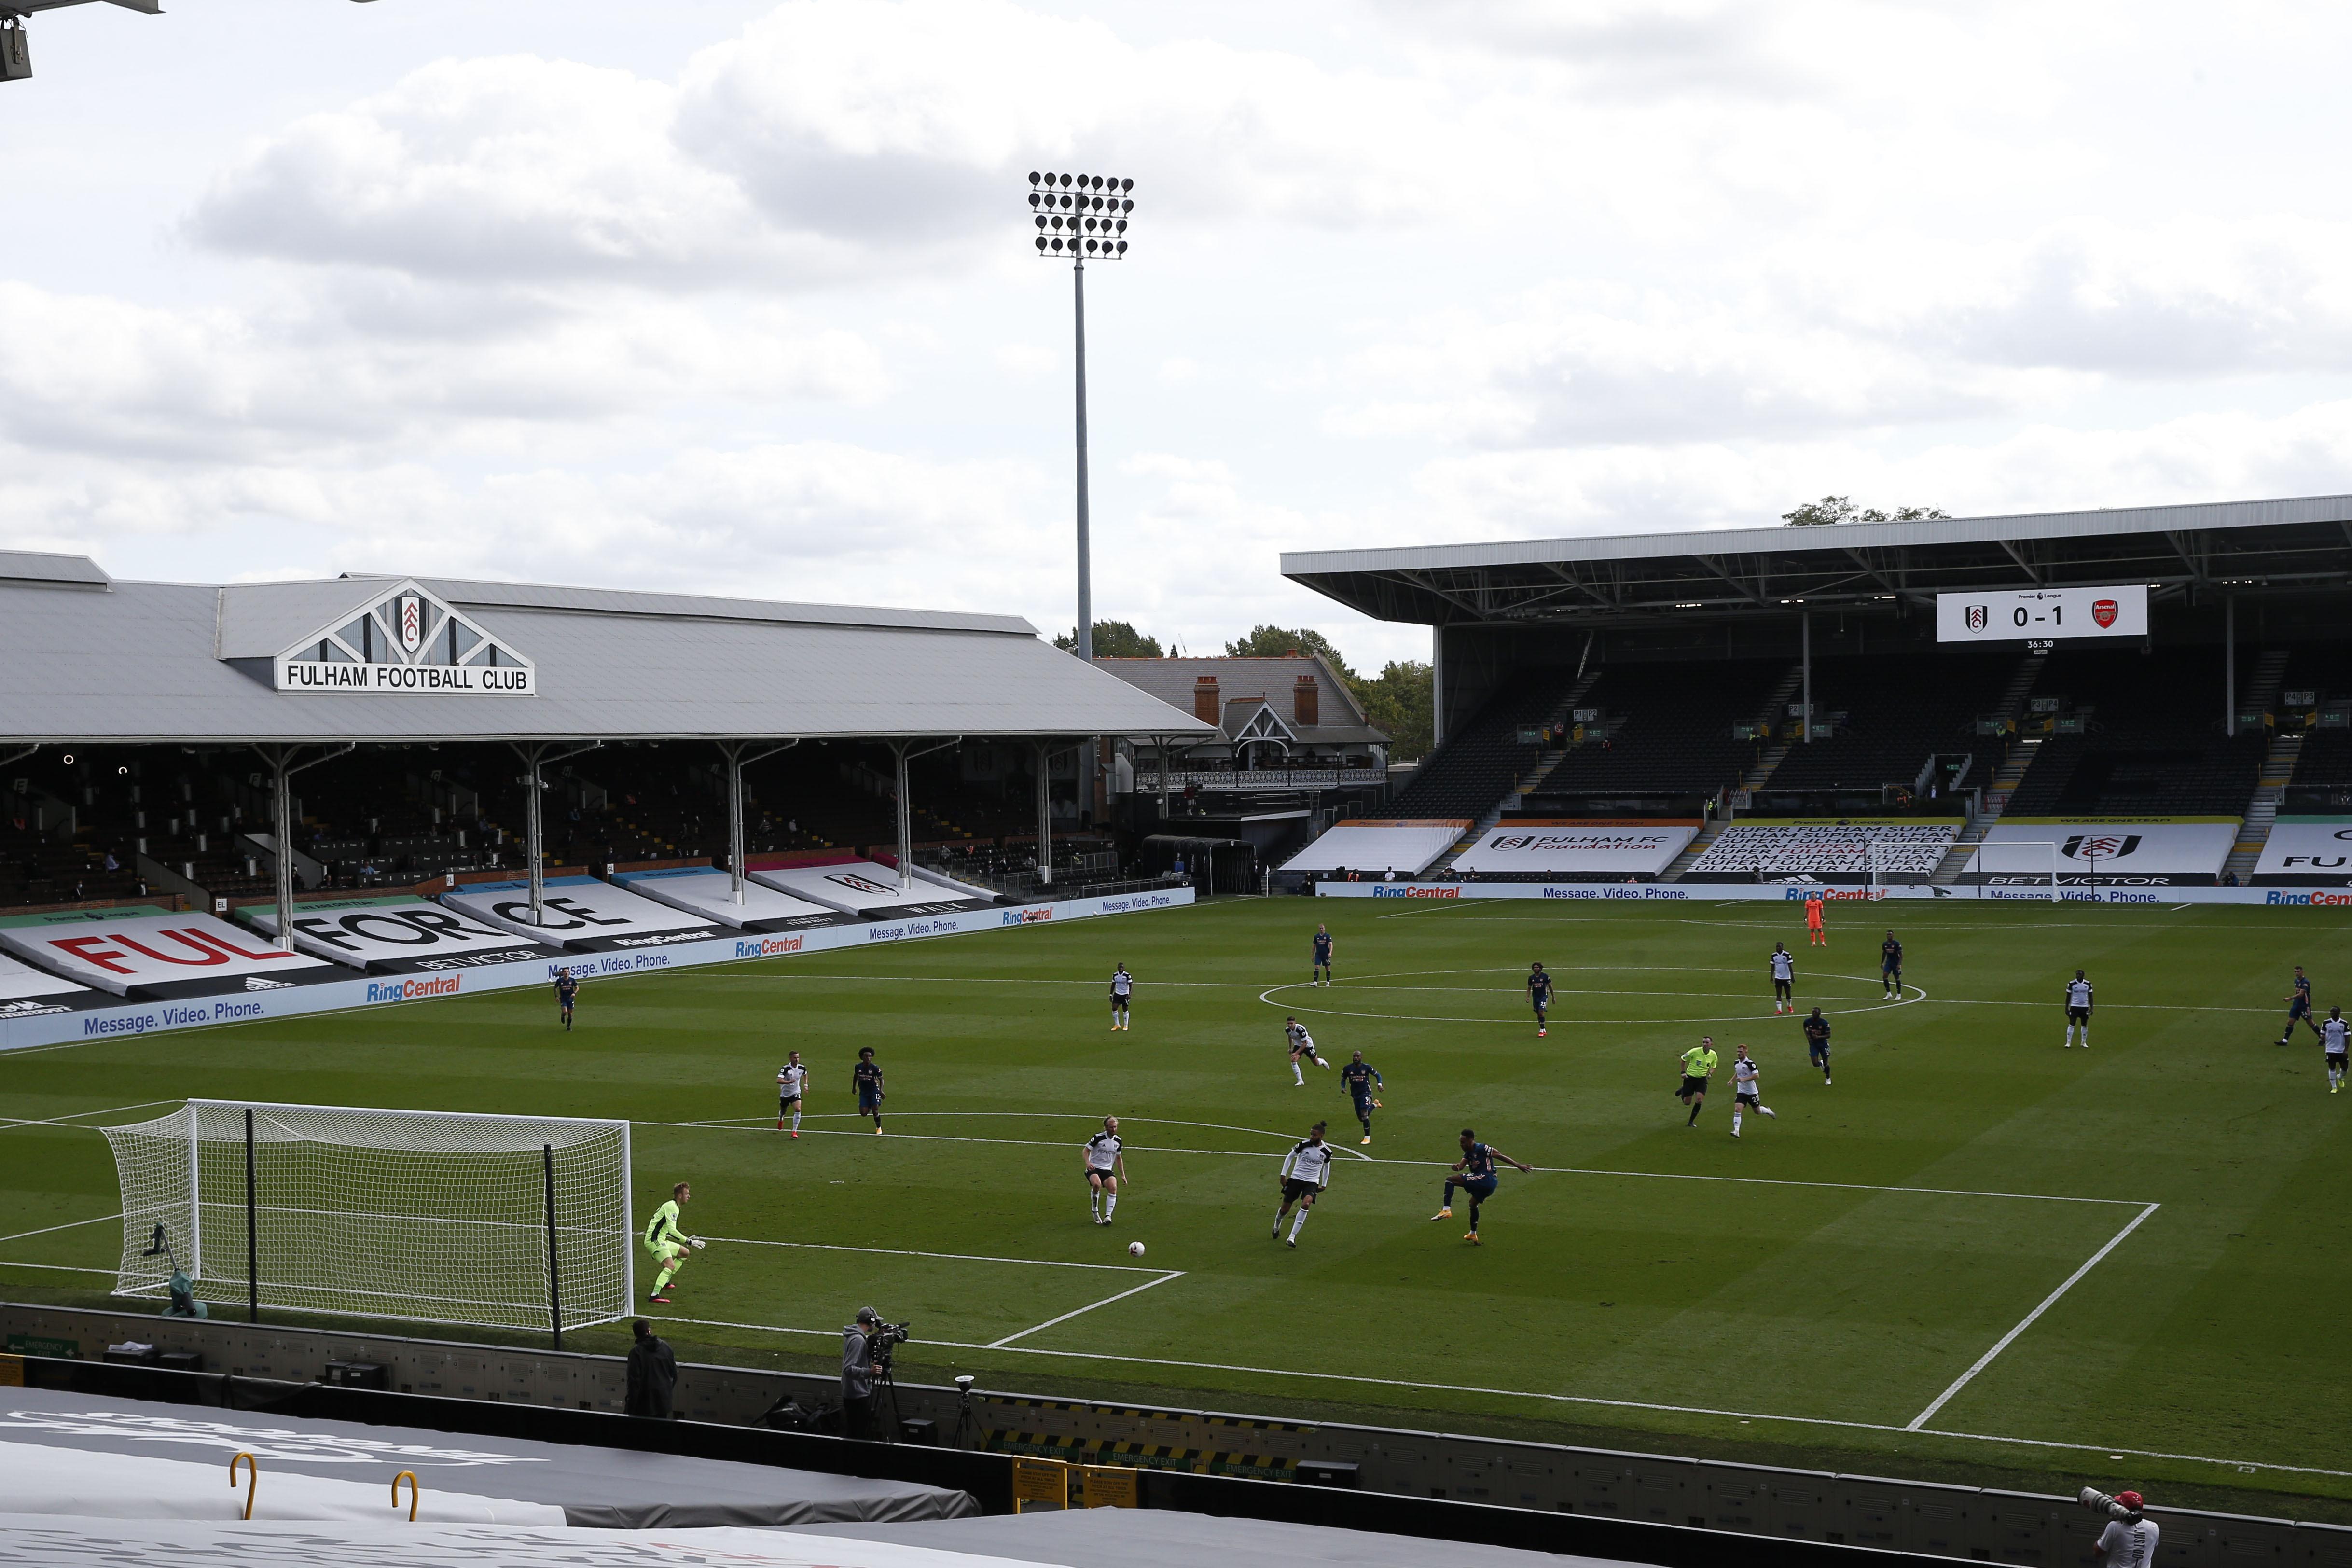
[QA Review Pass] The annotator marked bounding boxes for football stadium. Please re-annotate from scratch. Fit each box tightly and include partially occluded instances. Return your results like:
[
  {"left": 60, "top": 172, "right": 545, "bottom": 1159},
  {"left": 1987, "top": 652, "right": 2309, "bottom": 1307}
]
[{"left": 4, "top": 497, "right": 2352, "bottom": 1565}]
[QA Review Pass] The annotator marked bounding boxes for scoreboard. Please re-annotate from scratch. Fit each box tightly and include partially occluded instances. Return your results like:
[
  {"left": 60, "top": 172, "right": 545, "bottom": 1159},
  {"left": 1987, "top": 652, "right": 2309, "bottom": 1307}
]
[{"left": 1935, "top": 584, "right": 2148, "bottom": 644}]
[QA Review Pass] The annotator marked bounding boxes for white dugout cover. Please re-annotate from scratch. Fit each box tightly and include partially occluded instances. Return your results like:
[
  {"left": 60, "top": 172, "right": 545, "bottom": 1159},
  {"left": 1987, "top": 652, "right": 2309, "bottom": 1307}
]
[{"left": 1280, "top": 819, "right": 1469, "bottom": 875}]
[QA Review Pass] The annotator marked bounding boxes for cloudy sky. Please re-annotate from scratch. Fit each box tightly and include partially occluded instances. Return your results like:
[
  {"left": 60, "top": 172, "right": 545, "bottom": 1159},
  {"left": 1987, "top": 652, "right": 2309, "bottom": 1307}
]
[{"left": 7, "top": 1, "right": 2351, "bottom": 667}]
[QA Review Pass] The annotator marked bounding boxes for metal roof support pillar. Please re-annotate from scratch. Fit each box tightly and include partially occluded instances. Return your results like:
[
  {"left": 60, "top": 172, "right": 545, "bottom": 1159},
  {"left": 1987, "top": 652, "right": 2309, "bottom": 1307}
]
[
  {"left": 1156, "top": 735, "right": 1171, "bottom": 826},
  {"left": 271, "top": 751, "right": 297, "bottom": 948},
  {"left": 512, "top": 741, "right": 599, "bottom": 923},
  {"left": 252, "top": 742, "right": 351, "bottom": 952},
  {"left": 892, "top": 741, "right": 914, "bottom": 893},
  {"left": 1801, "top": 611, "right": 1812, "bottom": 744},
  {"left": 1431, "top": 625, "right": 1447, "bottom": 748},
  {"left": 523, "top": 745, "right": 547, "bottom": 920},
  {"left": 718, "top": 741, "right": 796, "bottom": 905},
  {"left": 885, "top": 739, "right": 961, "bottom": 893},
  {"left": 1035, "top": 740, "right": 1054, "bottom": 888},
  {"left": 2225, "top": 595, "right": 2237, "bottom": 738}
]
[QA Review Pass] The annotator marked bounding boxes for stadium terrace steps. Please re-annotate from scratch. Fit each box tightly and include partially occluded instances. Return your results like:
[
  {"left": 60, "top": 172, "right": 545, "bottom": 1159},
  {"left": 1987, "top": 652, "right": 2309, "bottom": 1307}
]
[
  {"left": 1652, "top": 665, "right": 1797, "bottom": 883},
  {"left": 2224, "top": 729, "right": 2303, "bottom": 880},
  {"left": 1928, "top": 649, "right": 2050, "bottom": 884},
  {"left": 1426, "top": 671, "right": 1605, "bottom": 873},
  {"left": 1932, "top": 737, "right": 2044, "bottom": 884}
]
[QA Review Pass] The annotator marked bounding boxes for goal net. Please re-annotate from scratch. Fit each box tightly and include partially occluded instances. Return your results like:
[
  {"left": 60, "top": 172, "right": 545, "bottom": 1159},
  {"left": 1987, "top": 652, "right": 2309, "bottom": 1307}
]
[
  {"left": 101, "top": 1102, "right": 632, "bottom": 1332},
  {"left": 1973, "top": 839, "right": 2061, "bottom": 900}
]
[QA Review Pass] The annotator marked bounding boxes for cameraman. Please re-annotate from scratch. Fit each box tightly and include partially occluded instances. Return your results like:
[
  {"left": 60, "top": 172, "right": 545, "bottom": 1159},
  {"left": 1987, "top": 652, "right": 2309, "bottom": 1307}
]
[
  {"left": 2084, "top": 1489, "right": 2158, "bottom": 1568},
  {"left": 841, "top": 1307, "right": 882, "bottom": 1439}
]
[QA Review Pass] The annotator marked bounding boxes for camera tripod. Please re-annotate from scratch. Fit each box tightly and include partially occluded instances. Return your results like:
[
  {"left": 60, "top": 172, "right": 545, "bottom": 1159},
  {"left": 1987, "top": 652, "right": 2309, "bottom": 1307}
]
[
  {"left": 870, "top": 1356, "right": 905, "bottom": 1444},
  {"left": 950, "top": 1374, "right": 984, "bottom": 1450}
]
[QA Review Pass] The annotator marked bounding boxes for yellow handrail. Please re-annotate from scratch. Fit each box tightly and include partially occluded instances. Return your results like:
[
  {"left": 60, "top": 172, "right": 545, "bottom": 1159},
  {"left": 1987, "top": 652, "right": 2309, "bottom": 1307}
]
[
  {"left": 392, "top": 1470, "right": 418, "bottom": 1521},
  {"left": 230, "top": 1451, "right": 256, "bottom": 1520}
]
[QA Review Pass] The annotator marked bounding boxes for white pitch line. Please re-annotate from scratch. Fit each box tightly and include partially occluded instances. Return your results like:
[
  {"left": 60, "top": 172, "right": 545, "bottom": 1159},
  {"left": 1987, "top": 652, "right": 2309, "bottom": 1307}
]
[
  {"left": 641, "top": 1118, "right": 2143, "bottom": 1205},
  {"left": 986, "top": 1270, "right": 1187, "bottom": 1349},
  {"left": 0, "top": 1211, "right": 121, "bottom": 1248},
  {"left": 0, "top": 1098, "right": 180, "bottom": 1134},
  {"left": 1905, "top": 1201, "right": 2162, "bottom": 1430},
  {"left": 635, "top": 1120, "right": 1375, "bottom": 1162},
  {"left": 700, "top": 1233, "right": 1162, "bottom": 1274}
]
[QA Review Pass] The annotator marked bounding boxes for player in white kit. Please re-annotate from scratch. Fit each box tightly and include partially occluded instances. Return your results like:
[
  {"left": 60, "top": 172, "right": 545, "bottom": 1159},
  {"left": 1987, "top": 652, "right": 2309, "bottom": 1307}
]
[
  {"left": 2064, "top": 970, "right": 2093, "bottom": 1049},
  {"left": 1769, "top": 944, "right": 1796, "bottom": 1015},
  {"left": 1284, "top": 1017, "right": 1332, "bottom": 1085},
  {"left": 2324, "top": 1006, "right": 2349, "bottom": 1093},
  {"left": 1271, "top": 1121, "right": 1334, "bottom": 1248},
  {"left": 1109, "top": 963, "right": 1134, "bottom": 1032},
  {"left": 775, "top": 1051, "right": 808, "bottom": 1137},
  {"left": 1083, "top": 1115, "right": 1130, "bottom": 1224},
  {"left": 1729, "top": 1045, "right": 1776, "bottom": 1138}
]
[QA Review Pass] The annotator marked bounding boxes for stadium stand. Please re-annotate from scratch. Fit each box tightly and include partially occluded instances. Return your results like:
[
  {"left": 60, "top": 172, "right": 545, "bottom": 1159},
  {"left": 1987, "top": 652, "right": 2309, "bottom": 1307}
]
[
  {"left": 2001, "top": 647, "right": 2262, "bottom": 817},
  {"left": 1380, "top": 668, "right": 1579, "bottom": 821},
  {"left": 1536, "top": 659, "right": 1787, "bottom": 797},
  {"left": 1759, "top": 652, "right": 2018, "bottom": 801}
]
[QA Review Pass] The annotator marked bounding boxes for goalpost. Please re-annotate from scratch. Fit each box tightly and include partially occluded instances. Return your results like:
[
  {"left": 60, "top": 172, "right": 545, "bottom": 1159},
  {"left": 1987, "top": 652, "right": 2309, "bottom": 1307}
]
[
  {"left": 1973, "top": 839, "right": 2062, "bottom": 902},
  {"left": 102, "top": 1101, "right": 633, "bottom": 1338}
]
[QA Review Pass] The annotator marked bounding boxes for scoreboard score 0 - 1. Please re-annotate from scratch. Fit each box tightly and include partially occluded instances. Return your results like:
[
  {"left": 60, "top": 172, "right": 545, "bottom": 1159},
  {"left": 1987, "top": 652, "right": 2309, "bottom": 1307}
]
[{"left": 1935, "top": 584, "right": 2148, "bottom": 643}]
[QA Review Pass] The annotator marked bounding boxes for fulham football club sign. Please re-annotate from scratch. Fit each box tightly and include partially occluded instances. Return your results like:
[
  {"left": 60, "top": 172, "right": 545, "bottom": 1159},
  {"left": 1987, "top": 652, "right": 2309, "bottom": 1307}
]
[{"left": 275, "top": 580, "right": 536, "bottom": 695}]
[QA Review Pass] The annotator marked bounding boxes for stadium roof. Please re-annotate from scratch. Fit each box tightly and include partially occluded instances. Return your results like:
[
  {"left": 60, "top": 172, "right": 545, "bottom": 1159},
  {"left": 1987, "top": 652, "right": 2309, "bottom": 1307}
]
[
  {"left": 0, "top": 554, "right": 1213, "bottom": 747},
  {"left": 1282, "top": 492, "right": 2352, "bottom": 627}
]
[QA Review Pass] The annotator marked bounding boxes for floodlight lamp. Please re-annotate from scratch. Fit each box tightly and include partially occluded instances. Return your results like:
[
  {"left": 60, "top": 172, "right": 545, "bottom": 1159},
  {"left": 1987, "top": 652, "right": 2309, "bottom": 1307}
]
[
  {"left": 1028, "top": 171, "right": 1041, "bottom": 185},
  {"left": 1035, "top": 236, "right": 1048, "bottom": 251},
  {"left": 1028, "top": 192, "right": 1041, "bottom": 208},
  {"left": 1114, "top": 218, "right": 1126, "bottom": 233},
  {"left": 1034, "top": 215, "right": 1047, "bottom": 230},
  {"left": 1059, "top": 173, "right": 1072, "bottom": 187},
  {"left": 1121, "top": 198, "right": 1134, "bottom": 212},
  {"left": 1085, "top": 238, "right": 1099, "bottom": 253},
  {"left": 1121, "top": 178, "right": 1133, "bottom": 192},
  {"left": 1114, "top": 240, "right": 1127, "bottom": 255}
]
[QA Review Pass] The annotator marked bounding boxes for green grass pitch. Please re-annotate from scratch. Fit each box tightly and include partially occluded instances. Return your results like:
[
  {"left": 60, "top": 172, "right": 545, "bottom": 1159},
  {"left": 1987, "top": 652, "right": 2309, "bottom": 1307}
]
[{"left": 3, "top": 894, "right": 2351, "bottom": 1508}]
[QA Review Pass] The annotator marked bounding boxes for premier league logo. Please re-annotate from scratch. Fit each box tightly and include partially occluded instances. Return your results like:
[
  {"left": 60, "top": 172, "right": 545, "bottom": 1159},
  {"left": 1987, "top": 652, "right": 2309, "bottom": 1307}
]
[
  {"left": 1965, "top": 604, "right": 1988, "bottom": 633},
  {"left": 398, "top": 594, "right": 424, "bottom": 653}
]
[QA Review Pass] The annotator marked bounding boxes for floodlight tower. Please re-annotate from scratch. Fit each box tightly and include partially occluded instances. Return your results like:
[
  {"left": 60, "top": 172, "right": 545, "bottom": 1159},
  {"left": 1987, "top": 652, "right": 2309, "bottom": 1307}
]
[{"left": 1027, "top": 170, "right": 1132, "bottom": 663}]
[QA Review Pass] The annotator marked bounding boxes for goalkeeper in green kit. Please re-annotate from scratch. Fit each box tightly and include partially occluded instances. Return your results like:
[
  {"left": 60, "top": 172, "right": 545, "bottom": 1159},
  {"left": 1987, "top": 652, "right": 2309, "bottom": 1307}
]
[{"left": 643, "top": 1181, "right": 704, "bottom": 1304}]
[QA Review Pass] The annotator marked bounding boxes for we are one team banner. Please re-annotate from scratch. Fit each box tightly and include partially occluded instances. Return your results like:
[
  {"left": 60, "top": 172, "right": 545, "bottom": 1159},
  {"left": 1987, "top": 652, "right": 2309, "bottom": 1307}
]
[{"left": 0, "top": 887, "right": 1195, "bottom": 1054}]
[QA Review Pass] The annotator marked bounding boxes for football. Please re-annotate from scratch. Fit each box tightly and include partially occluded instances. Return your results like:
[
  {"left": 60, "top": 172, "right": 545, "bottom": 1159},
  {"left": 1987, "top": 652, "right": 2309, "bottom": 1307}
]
[{"left": 1127, "top": 1241, "right": 1146, "bottom": 1257}]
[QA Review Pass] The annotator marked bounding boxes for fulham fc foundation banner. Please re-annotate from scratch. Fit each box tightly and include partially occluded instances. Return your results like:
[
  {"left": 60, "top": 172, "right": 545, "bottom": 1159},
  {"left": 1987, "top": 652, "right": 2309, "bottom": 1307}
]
[{"left": 1451, "top": 820, "right": 1697, "bottom": 877}]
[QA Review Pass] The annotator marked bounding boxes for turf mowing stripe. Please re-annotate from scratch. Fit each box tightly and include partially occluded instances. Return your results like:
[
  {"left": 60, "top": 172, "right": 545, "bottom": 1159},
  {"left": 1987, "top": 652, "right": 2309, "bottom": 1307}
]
[
  {"left": 698, "top": 1233, "right": 1164, "bottom": 1274},
  {"left": 985, "top": 1270, "right": 1188, "bottom": 1348},
  {"left": 646, "top": 1311, "right": 2352, "bottom": 1480},
  {"left": 1904, "top": 1200, "right": 2163, "bottom": 1430},
  {"left": 640, "top": 1117, "right": 2146, "bottom": 1202}
]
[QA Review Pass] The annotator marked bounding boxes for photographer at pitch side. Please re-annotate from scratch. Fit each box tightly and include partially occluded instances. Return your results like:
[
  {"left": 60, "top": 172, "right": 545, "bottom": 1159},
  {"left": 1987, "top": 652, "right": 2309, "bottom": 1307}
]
[
  {"left": 2081, "top": 1487, "right": 2158, "bottom": 1568},
  {"left": 841, "top": 1307, "right": 883, "bottom": 1439}
]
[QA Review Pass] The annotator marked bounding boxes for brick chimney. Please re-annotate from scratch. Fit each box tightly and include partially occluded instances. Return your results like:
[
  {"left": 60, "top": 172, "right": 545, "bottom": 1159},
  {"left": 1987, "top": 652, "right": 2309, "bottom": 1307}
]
[
  {"left": 1292, "top": 674, "right": 1319, "bottom": 727},
  {"left": 1194, "top": 675, "right": 1220, "bottom": 723}
]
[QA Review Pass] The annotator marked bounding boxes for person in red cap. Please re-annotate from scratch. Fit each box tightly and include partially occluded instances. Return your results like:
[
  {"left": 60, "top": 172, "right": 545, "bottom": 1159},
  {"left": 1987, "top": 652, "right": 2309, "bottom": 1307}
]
[{"left": 2091, "top": 1489, "right": 2157, "bottom": 1568}]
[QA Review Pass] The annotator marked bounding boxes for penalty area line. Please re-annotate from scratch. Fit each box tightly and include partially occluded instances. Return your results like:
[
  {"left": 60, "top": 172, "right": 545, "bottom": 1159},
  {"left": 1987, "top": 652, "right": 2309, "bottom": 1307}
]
[
  {"left": 701, "top": 1233, "right": 1163, "bottom": 1275},
  {"left": 1905, "top": 1200, "right": 2162, "bottom": 1430},
  {"left": 986, "top": 1270, "right": 1187, "bottom": 1349}
]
